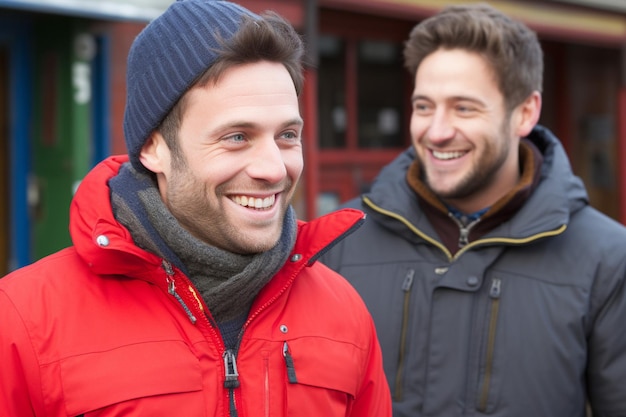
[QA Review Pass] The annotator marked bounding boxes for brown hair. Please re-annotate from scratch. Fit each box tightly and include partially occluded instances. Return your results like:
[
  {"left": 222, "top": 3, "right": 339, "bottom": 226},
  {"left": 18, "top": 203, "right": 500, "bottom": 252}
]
[
  {"left": 403, "top": 3, "right": 543, "bottom": 111},
  {"left": 158, "top": 12, "right": 304, "bottom": 166}
]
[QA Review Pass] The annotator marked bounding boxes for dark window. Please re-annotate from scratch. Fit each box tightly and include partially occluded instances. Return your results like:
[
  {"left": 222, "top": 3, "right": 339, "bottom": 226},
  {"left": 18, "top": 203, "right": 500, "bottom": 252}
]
[
  {"left": 357, "top": 39, "right": 405, "bottom": 148},
  {"left": 318, "top": 35, "right": 346, "bottom": 149}
]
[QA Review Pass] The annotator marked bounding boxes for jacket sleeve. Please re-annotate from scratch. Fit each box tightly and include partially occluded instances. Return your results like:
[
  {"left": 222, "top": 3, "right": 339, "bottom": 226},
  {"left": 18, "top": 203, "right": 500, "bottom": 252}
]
[
  {"left": 0, "top": 290, "right": 42, "bottom": 417},
  {"left": 350, "top": 315, "right": 392, "bottom": 417},
  {"left": 587, "top": 258, "right": 626, "bottom": 416}
]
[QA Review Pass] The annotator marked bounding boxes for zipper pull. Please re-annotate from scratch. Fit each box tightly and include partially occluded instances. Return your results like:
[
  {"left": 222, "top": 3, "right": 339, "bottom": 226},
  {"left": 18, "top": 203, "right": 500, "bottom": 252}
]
[
  {"left": 283, "top": 342, "right": 298, "bottom": 384},
  {"left": 489, "top": 278, "right": 502, "bottom": 299},
  {"left": 448, "top": 213, "right": 481, "bottom": 248},
  {"left": 459, "top": 226, "right": 470, "bottom": 247},
  {"left": 223, "top": 349, "right": 240, "bottom": 388},
  {"left": 402, "top": 269, "right": 415, "bottom": 292},
  {"left": 162, "top": 260, "right": 197, "bottom": 324},
  {"left": 162, "top": 259, "right": 175, "bottom": 276}
]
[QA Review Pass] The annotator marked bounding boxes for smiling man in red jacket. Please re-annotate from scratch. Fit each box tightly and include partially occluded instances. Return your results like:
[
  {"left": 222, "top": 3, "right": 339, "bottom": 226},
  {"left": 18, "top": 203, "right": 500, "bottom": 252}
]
[{"left": 0, "top": 1, "right": 391, "bottom": 416}]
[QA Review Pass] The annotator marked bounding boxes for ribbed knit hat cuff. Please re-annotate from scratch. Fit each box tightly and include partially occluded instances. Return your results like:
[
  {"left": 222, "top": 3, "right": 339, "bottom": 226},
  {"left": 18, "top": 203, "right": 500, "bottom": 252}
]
[{"left": 123, "top": 0, "right": 259, "bottom": 172}]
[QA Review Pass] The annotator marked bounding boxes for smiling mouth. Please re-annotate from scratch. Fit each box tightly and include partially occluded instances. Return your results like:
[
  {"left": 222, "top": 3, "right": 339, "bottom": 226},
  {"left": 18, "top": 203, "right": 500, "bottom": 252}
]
[
  {"left": 432, "top": 150, "right": 467, "bottom": 160},
  {"left": 232, "top": 194, "right": 276, "bottom": 210}
]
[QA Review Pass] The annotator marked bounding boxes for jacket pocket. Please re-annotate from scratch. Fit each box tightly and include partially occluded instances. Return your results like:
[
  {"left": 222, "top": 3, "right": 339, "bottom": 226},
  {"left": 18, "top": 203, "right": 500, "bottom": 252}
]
[
  {"left": 476, "top": 277, "right": 503, "bottom": 413},
  {"left": 340, "top": 264, "right": 417, "bottom": 401},
  {"left": 282, "top": 337, "right": 362, "bottom": 416},
  {"left": 394, "top": 268, "right": 414, "bottom": 401},
  {"left": 59, "top": 340, "right": 203, "bottom": 416}
]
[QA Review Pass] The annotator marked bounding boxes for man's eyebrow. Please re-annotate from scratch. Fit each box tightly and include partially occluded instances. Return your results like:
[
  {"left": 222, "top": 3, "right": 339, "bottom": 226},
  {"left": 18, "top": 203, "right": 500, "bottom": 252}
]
[
  {"left": 281, "top": 118, "right": 304, "bottom": 128},
  {"left": 411, "top": 94, "right": 431, "bottom": 104},
  {"left": 411, "top": 94, "right": 486, "bottom": 106},
  {"left": 210, "top": 118, "right": 304, "bottom": 133},
  {"left": 451, "top": 95, "right": 485, "bottom": 103}
]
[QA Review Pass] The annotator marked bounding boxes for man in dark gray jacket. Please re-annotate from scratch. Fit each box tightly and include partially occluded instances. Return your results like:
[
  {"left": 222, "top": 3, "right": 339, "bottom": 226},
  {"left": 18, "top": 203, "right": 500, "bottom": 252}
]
[{"left": 320, "top": 3, "right": 626, "bottom": 417}]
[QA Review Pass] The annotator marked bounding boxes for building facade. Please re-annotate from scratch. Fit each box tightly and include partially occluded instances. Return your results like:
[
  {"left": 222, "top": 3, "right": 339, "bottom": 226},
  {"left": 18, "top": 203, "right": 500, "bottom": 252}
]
[{"left": 1, "top": 0, "right": 625, "bottom": 275}]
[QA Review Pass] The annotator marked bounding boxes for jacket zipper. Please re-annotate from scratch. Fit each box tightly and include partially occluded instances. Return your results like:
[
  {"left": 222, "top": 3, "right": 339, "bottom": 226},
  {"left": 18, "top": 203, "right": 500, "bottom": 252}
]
[
  {"left": 161, "top": 229, "right": 341, "bottom": 417},
  {"left": 162, "top": 260, "right": 241, "bottom": 415},
  {"left": 220, "top": 259, "right": 303, "bottom": 417},
  {"left": 478, "top": 277, "right": 502, "bottom": 411},
  {"left": 448, "top": 213, "right": 481, "bottom": 248},
  {"left": 162, "top": 260, "right": 197, "bottom": 324},
  {"left": 394, "top": 268, "right": 414, "bottom": 401}
]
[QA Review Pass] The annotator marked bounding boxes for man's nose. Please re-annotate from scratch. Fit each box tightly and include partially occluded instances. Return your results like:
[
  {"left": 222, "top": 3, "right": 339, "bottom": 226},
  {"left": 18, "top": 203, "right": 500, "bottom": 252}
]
[
  {"left": 427, "top": 110, "right": 455, "bottom": 143},
  {"left": 246, "top": 138, "right": 288, "bottom": 183}
]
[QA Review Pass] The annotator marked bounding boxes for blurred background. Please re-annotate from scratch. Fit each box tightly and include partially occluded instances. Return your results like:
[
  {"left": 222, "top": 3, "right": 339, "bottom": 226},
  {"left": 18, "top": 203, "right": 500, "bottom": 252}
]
[{"left": 0, "top": 0, "right": 625, "bottom": 274}]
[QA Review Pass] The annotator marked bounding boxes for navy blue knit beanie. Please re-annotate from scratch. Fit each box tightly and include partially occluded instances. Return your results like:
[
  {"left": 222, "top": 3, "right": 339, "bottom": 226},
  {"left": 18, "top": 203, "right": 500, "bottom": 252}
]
[{"left": 124, "top": 0, "right": 259, "bottom": 172}]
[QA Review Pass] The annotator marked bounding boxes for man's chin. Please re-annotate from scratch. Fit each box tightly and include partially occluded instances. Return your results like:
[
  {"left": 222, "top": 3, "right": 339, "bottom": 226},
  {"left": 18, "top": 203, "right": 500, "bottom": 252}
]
[{"left": 231, "top": 232, "right": 282, "bottom": 255}]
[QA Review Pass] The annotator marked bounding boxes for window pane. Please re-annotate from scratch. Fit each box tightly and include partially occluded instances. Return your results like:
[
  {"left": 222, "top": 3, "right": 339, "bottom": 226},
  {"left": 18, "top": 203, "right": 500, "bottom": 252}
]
[
  {"left": 357, "top": 39, "right": 404, "bottom": 148},
  {"left": 318, "top": 35, "right": 346, "bottom": 149}
]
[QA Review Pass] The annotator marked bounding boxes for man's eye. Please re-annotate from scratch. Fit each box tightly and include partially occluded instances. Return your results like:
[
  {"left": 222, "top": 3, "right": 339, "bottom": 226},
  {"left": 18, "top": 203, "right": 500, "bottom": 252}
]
[
  {"left": 227, "top": 133, "right": 245, "bottom": 142},
  {"left": 281, "top": 131, "right": 298, "bottom": 139},
  {"left": 456, "top": 104, "right": 477, "bottom": 114},
  {"left": 413, "top": 102, "right": 431, "bottom": 113}
]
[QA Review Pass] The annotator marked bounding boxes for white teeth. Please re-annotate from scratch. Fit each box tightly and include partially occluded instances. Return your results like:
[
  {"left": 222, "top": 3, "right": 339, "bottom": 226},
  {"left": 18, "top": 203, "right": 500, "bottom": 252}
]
[
  {"left": 233, "top": 194, "right": 276, "bottom": 209},
  {"left": 433, "top": 150, "right": 465, "bottom": 160}
]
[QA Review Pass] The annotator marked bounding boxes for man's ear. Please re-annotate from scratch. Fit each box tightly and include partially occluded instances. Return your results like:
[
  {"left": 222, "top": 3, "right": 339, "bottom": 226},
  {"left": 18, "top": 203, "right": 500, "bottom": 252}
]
[
  {"left": 513, "top": 91, "right": 542, "bottom": 137},
  {"left": 139, "top": 132, "right": 169, "bottom": 174}
]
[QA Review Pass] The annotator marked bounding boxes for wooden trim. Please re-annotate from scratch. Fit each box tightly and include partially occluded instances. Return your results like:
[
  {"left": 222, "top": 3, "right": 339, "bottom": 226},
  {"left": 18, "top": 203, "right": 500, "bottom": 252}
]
[
  {"left": 302, "top": 68, "right": 320, "bottom": 220},
  {"left": 345, "top": 39, "right": 358, "bottom": 151},
  {"left": 320, "top": 0, "right": 626, "bottom": 46},
  {"left": 235, "top": 0, "right": 306, "bottom": 29},
  {"left": 618, "top": 88, "right": 626, "bottom": 224},
  {"left": 320, "top": 148, "right": 404, "bottom": 165}
]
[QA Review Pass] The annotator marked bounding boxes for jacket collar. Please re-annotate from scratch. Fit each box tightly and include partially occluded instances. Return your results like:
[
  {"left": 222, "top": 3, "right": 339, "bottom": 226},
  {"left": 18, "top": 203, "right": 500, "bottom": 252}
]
[
  {"left": 69, "top": 155, "right": 366, "bottom": 282},
  {"left": 363, "top": 125, "right": 588, "bottom": 242}
]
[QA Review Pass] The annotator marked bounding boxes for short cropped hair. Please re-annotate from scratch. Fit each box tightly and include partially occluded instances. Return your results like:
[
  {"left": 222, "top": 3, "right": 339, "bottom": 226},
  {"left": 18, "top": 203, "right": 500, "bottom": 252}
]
[{"left": 403, "top": 3, "right": 543, "bottom": 111}]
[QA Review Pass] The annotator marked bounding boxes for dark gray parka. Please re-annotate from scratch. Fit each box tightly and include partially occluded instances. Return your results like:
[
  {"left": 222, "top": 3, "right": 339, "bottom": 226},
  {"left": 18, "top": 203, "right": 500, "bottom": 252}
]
[{"left": 321, "top": 126, "right": 626, "bottom": 417}]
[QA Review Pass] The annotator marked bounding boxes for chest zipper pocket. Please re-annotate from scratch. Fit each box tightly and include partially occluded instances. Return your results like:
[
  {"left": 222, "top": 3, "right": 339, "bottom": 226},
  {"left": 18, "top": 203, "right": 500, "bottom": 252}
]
[
  {"left": 394, "top": 268, "right": 414, "bottom": 401},
  {"left": 478, "top": 277, "right": 502, "bottom": 412}
]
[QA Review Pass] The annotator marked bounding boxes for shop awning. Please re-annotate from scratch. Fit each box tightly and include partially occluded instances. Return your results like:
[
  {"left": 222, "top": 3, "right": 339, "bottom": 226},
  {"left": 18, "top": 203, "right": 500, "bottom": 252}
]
[
  {"left": 0, "top": 0, "right": 172, "bottom": 21},
  {"left": 321, "top": 0, "right": 626, "bottom": 45}
]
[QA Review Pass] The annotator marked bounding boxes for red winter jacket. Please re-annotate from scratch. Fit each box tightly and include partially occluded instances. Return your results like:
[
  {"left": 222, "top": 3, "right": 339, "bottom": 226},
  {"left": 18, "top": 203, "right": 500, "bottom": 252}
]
[{"left": 0, "top": 155, "right": 391, "bottom": 417}]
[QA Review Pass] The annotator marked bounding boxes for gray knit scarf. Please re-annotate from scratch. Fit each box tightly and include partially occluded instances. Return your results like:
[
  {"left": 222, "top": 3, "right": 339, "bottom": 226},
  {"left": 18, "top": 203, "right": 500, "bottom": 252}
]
[{"left": 108, "top": 163, "right": 297, "bottom": 328}]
